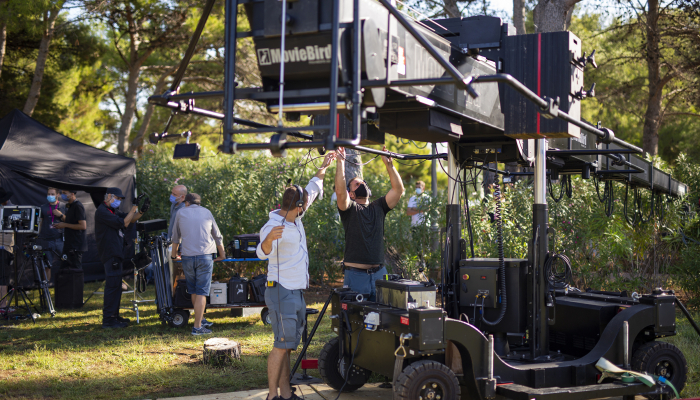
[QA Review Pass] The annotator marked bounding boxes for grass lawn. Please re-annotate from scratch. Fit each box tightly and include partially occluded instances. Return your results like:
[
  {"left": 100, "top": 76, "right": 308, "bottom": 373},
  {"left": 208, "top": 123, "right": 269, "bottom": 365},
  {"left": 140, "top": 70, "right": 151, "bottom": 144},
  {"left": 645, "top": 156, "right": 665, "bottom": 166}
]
[{"left": 1, "top": 282, "right": 699, "bottom": 399}]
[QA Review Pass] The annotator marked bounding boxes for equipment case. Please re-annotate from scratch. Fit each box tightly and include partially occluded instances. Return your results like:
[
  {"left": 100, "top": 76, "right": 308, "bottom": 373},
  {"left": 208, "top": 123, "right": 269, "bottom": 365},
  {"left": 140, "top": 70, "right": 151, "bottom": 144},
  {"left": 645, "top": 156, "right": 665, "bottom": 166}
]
[{"left": 229, "top": 275, "right": 249, "bottom": 303}]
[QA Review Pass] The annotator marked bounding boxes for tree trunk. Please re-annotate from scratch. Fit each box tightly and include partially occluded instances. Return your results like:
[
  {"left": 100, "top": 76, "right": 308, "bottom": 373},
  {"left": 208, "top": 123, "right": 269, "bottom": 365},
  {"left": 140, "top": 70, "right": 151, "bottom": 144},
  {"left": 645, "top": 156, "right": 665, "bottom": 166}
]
[
  {"left": 128, "top": 66, "right": 176, "bottom": 154},
  {"left": 203, "top": 337, "right": 241, "bottom": 367},
  {"left": 118, "top": 65, "right": 141, "bottom": 155},
  {"left": 533, "top": 0, "right": 579, "bottom": 33},
  {"left": 512, "top": 0, "right": 527, "bottom": 35},
  {"left": 0, "top": 0, "right": 9, "bottom": 80},
  {"left": 23, "top": 6, "right": 60, "bottom": 116},
  {"left": 642, "top": 0, "right": 661, "bottom": 156},
  {"left": 443, "top": 0, "right": 460, "bottom": 18}
]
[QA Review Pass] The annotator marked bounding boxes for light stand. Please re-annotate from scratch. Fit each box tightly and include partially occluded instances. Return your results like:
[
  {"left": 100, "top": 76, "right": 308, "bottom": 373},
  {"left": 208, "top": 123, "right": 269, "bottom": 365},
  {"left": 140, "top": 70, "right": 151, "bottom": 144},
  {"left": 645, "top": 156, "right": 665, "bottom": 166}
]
[{"left": 0, "top": 231, "right": 37, "bottom": 323}]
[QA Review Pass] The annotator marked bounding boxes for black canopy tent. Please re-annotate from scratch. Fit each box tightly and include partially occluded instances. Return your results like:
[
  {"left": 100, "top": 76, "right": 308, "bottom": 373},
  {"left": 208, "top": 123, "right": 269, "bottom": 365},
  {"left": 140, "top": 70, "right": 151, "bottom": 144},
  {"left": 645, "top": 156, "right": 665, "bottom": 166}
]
[{"left": 0, "top": 109, "right": 137, "bottom": 282}]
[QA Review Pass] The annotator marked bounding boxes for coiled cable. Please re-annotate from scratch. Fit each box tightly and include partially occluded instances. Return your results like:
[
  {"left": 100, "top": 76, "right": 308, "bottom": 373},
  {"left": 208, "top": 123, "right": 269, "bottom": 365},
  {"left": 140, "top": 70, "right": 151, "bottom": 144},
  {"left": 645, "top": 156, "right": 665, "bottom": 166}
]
[
  {"left": 544, "top": 252, "right": 573, "bottom": 290},
  {"left": 482, "top": 174, "right": 507, "bottom": 326}
]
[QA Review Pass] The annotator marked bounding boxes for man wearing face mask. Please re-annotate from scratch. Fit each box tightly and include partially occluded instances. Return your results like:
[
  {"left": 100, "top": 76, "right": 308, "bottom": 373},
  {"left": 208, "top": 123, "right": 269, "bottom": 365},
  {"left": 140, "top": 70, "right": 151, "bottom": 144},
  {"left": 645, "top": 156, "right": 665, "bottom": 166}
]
[
  {"left": 94, "top": 187, "right": 147, "bottom": 328},
  {"left": 168, "top": 185, "right": 187, "bottom": 240},
  {"left": 335, "top": 146, "right": 405, "bottom": 302},
  {"left": 171, "top": 193, "right": 225, "bottom": 335},
  {"left": 51, "top": 190, "right": 87, "bottom": 271},
  {"left": 407, "top": 181, "right": 428, "bottom": 227},
  {"left": 38, "top": 187, "right": 65, "bottom": 284},
  {"left": 256, "top": 151, "right": 335, "bottom": 400}
]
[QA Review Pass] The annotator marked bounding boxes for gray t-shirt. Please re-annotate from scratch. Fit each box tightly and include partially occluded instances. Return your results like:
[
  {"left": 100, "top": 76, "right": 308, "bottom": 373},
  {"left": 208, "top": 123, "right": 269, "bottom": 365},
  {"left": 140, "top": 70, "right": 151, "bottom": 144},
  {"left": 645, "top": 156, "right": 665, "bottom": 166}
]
[{"left": 339, "top": 196, "right": 392, "bottom": 265}]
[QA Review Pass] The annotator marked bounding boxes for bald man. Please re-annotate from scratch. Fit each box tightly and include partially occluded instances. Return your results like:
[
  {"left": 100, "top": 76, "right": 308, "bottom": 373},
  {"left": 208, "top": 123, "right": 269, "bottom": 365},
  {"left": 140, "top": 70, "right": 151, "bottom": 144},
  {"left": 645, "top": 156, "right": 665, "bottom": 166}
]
[{"left": 168, "top": 185, "right": 188, "bottom": 240}]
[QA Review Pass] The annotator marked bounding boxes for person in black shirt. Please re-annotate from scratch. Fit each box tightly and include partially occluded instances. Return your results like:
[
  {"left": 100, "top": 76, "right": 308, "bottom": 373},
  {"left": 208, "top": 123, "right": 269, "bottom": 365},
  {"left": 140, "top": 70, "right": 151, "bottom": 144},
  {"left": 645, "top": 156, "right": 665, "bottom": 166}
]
[
  {"left": 334, "top": 146, "right": 405, "bottom": 301},
  {"left": 52, "top": 190, "right": 87, "bottom": 271},
  {"left": 94, "top": 187, "right": 147, "bottom": 328},
  {"left": 38, "top": 187, "right": 65, "bottom": 285}
]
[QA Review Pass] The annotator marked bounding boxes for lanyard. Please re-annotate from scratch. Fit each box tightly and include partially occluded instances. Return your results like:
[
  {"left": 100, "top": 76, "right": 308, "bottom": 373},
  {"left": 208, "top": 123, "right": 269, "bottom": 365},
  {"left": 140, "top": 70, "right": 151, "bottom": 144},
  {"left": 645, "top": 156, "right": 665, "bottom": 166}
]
[{"left": 50, "top": 203, "right": 58, "bottom": 224}]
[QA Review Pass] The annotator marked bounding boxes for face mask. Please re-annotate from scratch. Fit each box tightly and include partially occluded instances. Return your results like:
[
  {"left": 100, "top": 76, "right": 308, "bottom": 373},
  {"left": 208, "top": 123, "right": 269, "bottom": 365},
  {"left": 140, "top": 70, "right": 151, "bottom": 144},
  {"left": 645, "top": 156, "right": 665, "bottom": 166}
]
[
  {"left": 47, "top": 195, "right": 56, "bottom": 203},
  {"left": 170, "top": 194, "right": 179, "bottom": 204},
  {"left": 415, "top": 188, "right": 422, "bottom": 195},
  {"left": 110, "top": 199, "right": 121, "bottom": 209},
  {"left": 61, "top": 194, "right": 69, "bottom": 201},
  {"left": 353, "top": 182, "right": 369, "bottom": 198},
  {"left": 296, "top": 207, "right": 305, "bottom": 220}
]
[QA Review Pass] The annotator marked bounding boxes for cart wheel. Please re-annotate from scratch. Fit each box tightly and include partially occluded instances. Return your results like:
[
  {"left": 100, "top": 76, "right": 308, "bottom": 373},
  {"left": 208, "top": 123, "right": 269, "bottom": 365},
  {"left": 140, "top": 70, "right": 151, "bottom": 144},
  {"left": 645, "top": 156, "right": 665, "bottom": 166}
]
[
  {"left": 318, "top": 337, "right": 370, "bottom": 392},
  {"left": 260, "top": 308, "right": 272, "bottom": 325},
  {"left": 168, "top": 309, "right": 190, "bottom": 328},
  {"left": 632, "top": 341, "right": 687, "bottom": 399},
  {"left": 394, "top": 360, "right": 460, "bottom": 400},
  {"left": 230, "top": 308, "right": 243, "bottom": 317}
]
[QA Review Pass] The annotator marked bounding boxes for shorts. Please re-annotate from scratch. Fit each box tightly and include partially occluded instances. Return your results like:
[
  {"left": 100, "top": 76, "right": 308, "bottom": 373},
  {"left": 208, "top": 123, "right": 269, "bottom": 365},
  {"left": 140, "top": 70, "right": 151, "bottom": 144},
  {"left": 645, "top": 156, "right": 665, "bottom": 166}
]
[
  {"left": 343, "top": 266, "right": 387, "bottom": 302},
  {"left": 265, "top": 284, "right": 306, "bottom": 350},
  {"left": 181, "top": 254, "right": 213, "bottom": 296}
]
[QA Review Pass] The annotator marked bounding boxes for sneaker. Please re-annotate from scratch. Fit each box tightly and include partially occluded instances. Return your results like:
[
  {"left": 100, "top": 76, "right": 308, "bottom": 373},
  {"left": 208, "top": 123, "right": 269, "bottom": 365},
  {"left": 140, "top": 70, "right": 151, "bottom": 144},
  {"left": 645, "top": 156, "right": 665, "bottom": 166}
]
[
  {"left": 102, "top": 320, "right": 129, "bottom": 329},
  {"left": 116, "top": 316, "right": 131, "bottom": 323},
  {"left": 201, "top": 318, "right": 214, "bottom": 328},
  {"left": 191, "top": 326, "right": 212, "bottom": 336},
  {"left": 280, "top": 393, "right": 303, "bottom": 400}
]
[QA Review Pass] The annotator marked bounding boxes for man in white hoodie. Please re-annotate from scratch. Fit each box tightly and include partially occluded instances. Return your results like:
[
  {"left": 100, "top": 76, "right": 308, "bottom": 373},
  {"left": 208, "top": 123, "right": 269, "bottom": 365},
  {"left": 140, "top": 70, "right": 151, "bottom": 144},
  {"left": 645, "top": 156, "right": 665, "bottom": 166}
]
[{"left": 256, "top": 151, "right": 335, "bottom": 400}]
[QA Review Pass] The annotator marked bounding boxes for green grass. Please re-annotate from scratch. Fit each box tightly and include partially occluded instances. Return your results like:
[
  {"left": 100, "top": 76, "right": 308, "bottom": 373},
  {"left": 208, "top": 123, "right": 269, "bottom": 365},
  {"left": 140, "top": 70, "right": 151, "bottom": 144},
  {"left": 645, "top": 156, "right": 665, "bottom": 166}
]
[
  {"left": 0, "top": 282, "right": 336, "bottom": 400},
  {"left": 1, "top": 283, "right": 699, "bottom": 399}
]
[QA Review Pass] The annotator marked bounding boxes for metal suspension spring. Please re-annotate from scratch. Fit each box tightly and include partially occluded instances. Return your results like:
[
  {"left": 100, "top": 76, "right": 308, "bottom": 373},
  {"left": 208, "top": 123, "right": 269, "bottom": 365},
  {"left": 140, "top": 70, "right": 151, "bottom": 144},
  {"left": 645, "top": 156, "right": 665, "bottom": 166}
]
[{"left": 482, "top": 176, "right": 507, "bottom": 326}]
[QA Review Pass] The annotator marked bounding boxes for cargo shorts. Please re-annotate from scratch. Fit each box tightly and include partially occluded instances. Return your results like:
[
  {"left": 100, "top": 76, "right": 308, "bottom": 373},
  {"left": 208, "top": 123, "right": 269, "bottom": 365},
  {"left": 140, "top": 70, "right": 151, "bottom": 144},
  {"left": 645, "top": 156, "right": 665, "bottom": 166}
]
[{"left": 264, "top": 283, "right": 306, "bottom": 350}]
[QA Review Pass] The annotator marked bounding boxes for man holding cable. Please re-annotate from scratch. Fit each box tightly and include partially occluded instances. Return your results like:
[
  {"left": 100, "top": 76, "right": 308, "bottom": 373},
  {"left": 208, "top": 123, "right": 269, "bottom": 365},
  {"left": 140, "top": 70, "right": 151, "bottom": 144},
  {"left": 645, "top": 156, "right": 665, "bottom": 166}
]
[
  {"left": 335, "top": 146, "right": 405, "bottom": 301},
  {"left": 256, "top": 151, "right": 335, "bottom": 400}
]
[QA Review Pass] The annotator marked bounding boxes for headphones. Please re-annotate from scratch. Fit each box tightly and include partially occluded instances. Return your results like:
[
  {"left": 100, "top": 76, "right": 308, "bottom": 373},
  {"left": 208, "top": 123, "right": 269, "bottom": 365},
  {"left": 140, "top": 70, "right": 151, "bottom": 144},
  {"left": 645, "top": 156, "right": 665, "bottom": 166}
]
[
  {"left": 292, "top": 184, "right": 304, "bottom": 208},
  {"left": 347, "top": 179, "right": 372, "bottom": 198}
]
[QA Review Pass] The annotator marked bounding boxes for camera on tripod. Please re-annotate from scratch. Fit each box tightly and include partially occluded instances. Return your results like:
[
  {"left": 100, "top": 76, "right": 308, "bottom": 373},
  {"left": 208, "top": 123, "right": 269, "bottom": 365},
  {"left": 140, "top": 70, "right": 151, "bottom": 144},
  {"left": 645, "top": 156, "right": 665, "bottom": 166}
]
[{"left": 0, "top": 206, "right": 41, "bottom": 235}]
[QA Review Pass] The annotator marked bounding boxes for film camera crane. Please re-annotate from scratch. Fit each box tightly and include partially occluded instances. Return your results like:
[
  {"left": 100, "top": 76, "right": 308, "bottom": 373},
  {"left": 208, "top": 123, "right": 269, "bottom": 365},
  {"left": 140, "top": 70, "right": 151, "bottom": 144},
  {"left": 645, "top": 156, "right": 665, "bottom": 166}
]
[{"left": 149, "top": 0, "right": 693, "bottom": 398}]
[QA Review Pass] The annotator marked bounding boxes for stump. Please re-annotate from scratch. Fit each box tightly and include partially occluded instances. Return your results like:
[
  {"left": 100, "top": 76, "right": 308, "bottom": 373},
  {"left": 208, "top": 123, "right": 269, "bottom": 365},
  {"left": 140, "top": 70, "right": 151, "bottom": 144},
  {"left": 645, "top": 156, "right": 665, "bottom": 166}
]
[{"left": 203, "top": 337, "right": 241, "bottom": 367}]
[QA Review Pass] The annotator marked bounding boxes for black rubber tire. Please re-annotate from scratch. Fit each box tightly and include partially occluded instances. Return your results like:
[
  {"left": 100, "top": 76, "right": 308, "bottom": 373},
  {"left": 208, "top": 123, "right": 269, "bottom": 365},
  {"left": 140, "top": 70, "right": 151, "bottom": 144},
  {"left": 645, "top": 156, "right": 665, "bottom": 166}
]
[
  {"left": 260, "top": 307, "right": 272, "bottom": 325},
  {"left": 394, "top": 360, "right": 460, "bottom": 400},
  {"left": 632, "top": 341, "right": 687, "bottom": 399},
  {"left": 230, "top": 308, "right": 243, "bottom": 317},
  {"left": 318, "top": 337, "right": 369, "bottom": 392},
  {"left": 168, "top": 309, "right": 189, "bottom": 328}
]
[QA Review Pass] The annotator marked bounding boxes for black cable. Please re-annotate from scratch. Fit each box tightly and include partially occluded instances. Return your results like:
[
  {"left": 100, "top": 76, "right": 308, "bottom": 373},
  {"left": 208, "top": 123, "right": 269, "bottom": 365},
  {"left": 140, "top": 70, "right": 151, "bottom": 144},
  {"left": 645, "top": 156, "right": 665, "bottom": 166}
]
[
  {"left": 634, "top": 187, "right": 653, "bottom": 224},
  {"left": 461, "top": 168, "right": 475, "bottom": 258},
  {"left": 334, "top": 327, "right": 364, "bottom": 400},
  {"left": 594, "top": 175, "right": 607, "bottom": 203},
  {"left": 604, "top": 180, "right": 615, "bottom": 217},
  {"left": 544, "top": 252, "right": 573, "bottom": 290},
  {"left": 547, "top": 176, "right": 565, "bottom": 203},
  {"left": 482, "top": 154, "right": 507, "bottom": 326},
  {"left": 623, "top": 182, "right": 638, "bottom": 225},
  {"left": 564, "top": 175, "right": 573, "bottom": 199}
]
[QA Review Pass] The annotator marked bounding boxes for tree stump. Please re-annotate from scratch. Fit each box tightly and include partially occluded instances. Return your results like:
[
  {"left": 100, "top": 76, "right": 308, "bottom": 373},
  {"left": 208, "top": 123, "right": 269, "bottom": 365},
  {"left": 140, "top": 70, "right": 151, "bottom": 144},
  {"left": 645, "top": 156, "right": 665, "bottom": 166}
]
[{"left": 203, "top": 338, "right": 241, "bottom": 367}]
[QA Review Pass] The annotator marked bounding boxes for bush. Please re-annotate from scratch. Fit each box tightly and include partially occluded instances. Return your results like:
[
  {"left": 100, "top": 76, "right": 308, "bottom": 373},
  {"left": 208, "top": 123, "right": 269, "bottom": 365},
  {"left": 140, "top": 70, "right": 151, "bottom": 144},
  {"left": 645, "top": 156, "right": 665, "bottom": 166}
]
[{"left": 136, "top": 147, "right": 700, "bottom": 300}]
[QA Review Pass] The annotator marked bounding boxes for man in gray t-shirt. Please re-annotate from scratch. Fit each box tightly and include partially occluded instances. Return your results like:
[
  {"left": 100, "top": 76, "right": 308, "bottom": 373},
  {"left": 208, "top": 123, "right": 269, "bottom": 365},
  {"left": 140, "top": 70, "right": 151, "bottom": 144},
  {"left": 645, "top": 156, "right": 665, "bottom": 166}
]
[{"left": 335, "top": 146, "right": 405, "bottom": 301}]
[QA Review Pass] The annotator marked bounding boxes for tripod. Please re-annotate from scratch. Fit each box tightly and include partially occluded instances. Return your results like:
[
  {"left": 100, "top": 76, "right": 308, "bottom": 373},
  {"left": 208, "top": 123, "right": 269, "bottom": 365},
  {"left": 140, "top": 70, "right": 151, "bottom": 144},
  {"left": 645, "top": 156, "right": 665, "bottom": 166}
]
[
  {"left": 0, "top": 233, "right": 37, "bottom": 322},
  {"left": 28, "top": 245, "right": 56, "bottom": 317}
]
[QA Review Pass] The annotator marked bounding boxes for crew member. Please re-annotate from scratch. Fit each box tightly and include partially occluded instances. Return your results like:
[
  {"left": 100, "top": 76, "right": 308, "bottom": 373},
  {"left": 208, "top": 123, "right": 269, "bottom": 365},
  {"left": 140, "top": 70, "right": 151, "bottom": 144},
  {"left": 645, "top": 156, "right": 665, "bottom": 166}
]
[
  {"left": 257, "top": 151, "right": 335, "bottom": 400},
  {"left": 171, "top": 193, "right": 225, "bottom": 335},
  {"left": 407, "top": 181, "right": 427, "bottom": 227},
  {"left": 38, "top": 187, "right": 65, "bottom": 284},
  {"left": 168, "top": 184, "right": 187, "bottom": 240},
  {"left": 95, "top": 188, "right": 146, "bottom": 328},
  {"left": 335, "top": 146, "right": 404, "bottom": 301},
  {"left": 52, "top": 190, "right": 87, "bottom": 271},
  {"left": 0, "top": 188, "right": 14, "bottom": 300}
]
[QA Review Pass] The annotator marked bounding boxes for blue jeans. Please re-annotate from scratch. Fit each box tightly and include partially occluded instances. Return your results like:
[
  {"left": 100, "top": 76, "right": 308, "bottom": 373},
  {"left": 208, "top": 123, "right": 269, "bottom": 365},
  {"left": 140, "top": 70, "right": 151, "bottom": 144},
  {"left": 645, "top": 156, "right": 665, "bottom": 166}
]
[
  {"left": 343, "top": 266, "right": 387, "bottom": 302},
  {"left": 181, "top": 254, "right": 213, "bottom": 296}
]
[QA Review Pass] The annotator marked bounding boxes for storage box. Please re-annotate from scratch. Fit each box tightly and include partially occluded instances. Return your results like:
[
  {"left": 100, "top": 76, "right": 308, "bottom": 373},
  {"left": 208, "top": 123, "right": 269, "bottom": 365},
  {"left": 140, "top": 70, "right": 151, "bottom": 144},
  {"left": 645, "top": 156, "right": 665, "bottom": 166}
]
[
  {"left": 230, "top": 234, "right": 261, "bottom": 259},
  {"left": 228, "top": 275, "right": 249, "bottom": 303},
  {"left": 210, "top": 282, "right": 228, "bottom": 305},
  {"left": 375, "top": 279, "right": 436, "bottom": 310}
]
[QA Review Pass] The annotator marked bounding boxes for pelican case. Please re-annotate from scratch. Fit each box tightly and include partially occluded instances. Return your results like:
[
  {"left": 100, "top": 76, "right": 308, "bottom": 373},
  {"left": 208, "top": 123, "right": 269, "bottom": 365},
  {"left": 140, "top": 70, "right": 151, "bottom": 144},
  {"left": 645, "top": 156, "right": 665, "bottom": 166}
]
[
  {"left": 228, "top": 274, "right": 249, "bottom": 303},
  {"left": 231, "top": 234, "right": 260, "bottom": 259}
]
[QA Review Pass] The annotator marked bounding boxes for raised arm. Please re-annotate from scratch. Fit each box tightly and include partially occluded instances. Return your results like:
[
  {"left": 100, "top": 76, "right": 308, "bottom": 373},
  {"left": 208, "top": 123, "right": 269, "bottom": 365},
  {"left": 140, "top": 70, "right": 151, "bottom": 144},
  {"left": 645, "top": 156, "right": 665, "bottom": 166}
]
[
  {"left": 335, "top": 147, "right": 351, "bottom": 211},
  {"left": 382, "top": 146, "right": 405, "bottom": 209}
]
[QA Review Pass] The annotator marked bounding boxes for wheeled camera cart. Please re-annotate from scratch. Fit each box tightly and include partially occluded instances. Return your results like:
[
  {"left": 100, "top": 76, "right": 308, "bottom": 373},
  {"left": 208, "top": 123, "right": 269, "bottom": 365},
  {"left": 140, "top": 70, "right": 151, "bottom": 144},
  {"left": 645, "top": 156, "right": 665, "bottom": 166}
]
[{"left": 148, "top": 0, "right": 697, "bottom": 397}]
